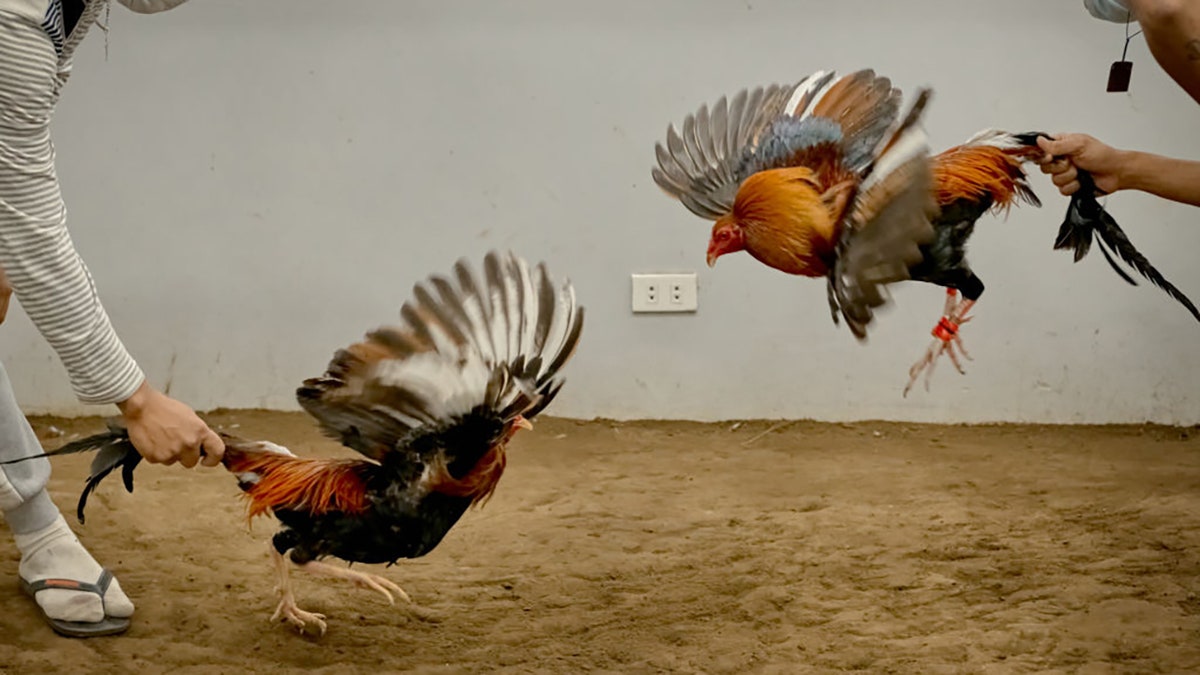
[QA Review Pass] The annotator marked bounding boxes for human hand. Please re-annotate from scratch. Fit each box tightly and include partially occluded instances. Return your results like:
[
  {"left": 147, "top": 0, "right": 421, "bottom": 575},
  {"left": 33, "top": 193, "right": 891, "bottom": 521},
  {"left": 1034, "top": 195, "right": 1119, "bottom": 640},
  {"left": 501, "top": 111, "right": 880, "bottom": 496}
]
[
  {"left": 116, "top": 382, "right": 224, "bottom": 468},
  {"left": 0, "top": 266, "right": 11, "bottom": 326},
  {"left": 1036, "top": 134, "right": 1126, "bottom": 197}
]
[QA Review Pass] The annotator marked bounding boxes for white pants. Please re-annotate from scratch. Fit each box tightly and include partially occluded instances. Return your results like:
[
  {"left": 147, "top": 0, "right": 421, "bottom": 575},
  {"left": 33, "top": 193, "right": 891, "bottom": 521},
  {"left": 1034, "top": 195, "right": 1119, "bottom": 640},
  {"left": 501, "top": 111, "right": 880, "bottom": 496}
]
[{"left": 0, "top": 361, "right": 57, "bottom": 533}]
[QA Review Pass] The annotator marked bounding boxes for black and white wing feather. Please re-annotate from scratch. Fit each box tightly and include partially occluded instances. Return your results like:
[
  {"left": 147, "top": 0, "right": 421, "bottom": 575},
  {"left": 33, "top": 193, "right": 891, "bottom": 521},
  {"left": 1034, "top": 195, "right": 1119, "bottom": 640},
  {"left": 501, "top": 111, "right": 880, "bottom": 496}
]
[{"left": 296, "top": 250, "right": 584, "bottom": 462}]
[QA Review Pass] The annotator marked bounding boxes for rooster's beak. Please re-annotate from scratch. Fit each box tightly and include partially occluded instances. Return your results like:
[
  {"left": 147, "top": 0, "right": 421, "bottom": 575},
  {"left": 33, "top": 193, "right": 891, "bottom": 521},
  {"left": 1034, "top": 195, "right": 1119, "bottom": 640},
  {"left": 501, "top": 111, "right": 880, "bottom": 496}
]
[
  {"left": 706, "top": 252, "right": 717, "bottom": 268},
  {"left": 514, "top": 415, "right": 534, "bottom": 431}
]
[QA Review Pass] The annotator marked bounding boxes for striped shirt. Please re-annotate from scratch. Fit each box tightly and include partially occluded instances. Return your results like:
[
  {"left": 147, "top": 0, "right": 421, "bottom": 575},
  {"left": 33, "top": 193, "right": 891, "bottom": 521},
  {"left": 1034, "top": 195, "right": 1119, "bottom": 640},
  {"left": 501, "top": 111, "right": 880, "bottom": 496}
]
[
  {"left": 0, "top": 1, "right": 190, "bottom": 404},
  {"left": 0, "top": 0, "right": 190, "bottom": 69},
  {"left": 40, "top": 0, "right": 64, "bottom": 55}
]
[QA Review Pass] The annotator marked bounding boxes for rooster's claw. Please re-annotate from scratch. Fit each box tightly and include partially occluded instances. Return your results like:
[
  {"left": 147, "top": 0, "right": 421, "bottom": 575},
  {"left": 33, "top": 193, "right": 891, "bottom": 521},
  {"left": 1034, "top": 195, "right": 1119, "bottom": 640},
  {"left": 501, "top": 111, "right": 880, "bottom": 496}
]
[
  {"left": 272, "top": 599, "right": 327, "bottom": 636},
  {"left": 903, "top": 331, "right": 972, "bottom": 397}
]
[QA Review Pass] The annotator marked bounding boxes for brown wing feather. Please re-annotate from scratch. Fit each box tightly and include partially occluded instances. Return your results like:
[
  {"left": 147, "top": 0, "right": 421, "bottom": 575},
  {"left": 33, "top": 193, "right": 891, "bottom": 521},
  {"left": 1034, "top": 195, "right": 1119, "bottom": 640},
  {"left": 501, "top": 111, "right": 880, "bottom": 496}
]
[
  {"left": 296, "top": 328, "right": 435, "bottom": 462},
  {"left": 808, "top": 69, "right": 902, "bottom": 171},
  {"left": 295, "top": 250, "right": 583, "bottom": 466},
  {"left": 832, "top": 157, "right": 937, "bottom": 339},
  {"left": 810, "top": 70, "right": 896, "bottom": 129},
  {"left": 787, "top": 142, "right": 853, "bottom": 191},
  {"left": 829, "top": 88, "right": 938, "bottom": 339}
]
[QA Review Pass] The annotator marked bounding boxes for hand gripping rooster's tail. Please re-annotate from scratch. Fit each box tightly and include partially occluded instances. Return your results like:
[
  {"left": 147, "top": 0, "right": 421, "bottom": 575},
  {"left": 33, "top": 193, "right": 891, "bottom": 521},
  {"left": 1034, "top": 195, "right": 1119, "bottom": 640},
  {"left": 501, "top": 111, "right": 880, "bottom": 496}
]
[
  {"left": 1034, "top": 132, "right": 1200, "bottom": 322},
  {"left": 4, "top": 249, "right": 584, "bottom": 636}
]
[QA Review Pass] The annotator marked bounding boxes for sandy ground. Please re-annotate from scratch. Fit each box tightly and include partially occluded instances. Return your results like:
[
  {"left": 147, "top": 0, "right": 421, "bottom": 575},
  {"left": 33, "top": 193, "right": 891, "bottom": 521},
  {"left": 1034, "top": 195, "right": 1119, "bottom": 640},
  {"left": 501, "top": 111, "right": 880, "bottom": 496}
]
[{"left": 0, "top": 411, "right": 1198, "bottom": 674}]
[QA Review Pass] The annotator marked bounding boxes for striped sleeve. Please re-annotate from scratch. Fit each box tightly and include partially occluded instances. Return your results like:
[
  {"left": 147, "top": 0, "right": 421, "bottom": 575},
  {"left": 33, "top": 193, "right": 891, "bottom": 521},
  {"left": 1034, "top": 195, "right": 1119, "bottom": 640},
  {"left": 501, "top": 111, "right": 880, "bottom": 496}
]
[{"left": 0, "top": 11, "right": 145, "bottom": 405}]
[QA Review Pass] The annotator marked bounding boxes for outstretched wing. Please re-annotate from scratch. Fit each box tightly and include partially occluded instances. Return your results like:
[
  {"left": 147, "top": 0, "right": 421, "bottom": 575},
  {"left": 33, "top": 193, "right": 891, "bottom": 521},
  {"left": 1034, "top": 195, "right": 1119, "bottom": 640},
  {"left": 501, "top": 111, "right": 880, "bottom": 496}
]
[
  {"left": 295, "top": 250, "right": 584, "bottom": 463},
  {"left": 652, "top": 80, "right": 806, "bottom": 220},
  {"left": 830, "top": 88, "right": 938, "bottom": 339},
  {"left": 652, "top": 69, "right": 902, "bottom": 220}
]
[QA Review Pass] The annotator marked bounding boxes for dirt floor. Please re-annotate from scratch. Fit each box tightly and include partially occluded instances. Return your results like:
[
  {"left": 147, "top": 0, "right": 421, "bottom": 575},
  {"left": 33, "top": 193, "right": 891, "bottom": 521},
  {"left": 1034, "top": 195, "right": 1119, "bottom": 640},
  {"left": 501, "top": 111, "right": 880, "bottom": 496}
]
[{"left": 0, "top": 411, "right": 1198, "bottom": 674}]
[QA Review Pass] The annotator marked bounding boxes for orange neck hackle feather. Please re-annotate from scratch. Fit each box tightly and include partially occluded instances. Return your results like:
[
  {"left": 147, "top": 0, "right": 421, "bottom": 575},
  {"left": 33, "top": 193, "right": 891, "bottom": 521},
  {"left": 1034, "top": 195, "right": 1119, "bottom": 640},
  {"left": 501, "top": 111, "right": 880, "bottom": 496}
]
[
  {"left": 426, "top": 417, "right": 530, "bottom": 508},
  {"left": 731, "top": 167, "right": 839, "bottom": 277},
  {"left": 224, "top": 452, "right": 369, "bottom": 523},
  {"left": 427, "top": 442, "right": 508, "bottom": 509},
  {"left": 932, "top": 145, "right": 1035, "bottom": 214}
]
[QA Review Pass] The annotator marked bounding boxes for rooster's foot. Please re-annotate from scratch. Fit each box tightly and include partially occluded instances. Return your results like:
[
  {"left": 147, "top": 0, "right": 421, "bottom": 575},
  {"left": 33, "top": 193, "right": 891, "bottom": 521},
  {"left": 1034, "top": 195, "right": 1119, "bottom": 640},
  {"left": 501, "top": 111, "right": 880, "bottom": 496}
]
[
  {"left": 270, "top": 544, "right": 328, "bottom": 636},
  {"left": 271, "top": 594, "right": 327, "bottom": 636},
  {"left": 297, "top": 560, "right": 411, "bottom": 606},
  {"left": 903, "top": 304, "right": 973, "bottom": 397}
]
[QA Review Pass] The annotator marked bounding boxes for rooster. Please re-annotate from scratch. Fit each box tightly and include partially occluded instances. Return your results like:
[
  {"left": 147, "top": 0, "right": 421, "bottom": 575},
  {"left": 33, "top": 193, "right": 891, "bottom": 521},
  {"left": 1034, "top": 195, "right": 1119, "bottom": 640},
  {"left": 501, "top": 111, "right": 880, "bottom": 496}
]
[
  {"left": 652, "top": 68, "right": 940, "bottom": 339},
  {"left": 8, "top": 250, "right": 584, "bottom": 635},
  {"left": 653, "top": 68, "right": 1199, "bottom": 394}
]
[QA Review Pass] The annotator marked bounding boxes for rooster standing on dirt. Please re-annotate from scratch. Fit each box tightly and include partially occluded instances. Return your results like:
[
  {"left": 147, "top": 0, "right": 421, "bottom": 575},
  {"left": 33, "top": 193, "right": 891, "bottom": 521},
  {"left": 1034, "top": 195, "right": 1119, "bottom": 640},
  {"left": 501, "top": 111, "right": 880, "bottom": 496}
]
[
  {"left": 654, "top": 68, "right": 1199, "bottom": 394},
  {"left": 9, "top": 250, "right": 584, "bottom": 635}
]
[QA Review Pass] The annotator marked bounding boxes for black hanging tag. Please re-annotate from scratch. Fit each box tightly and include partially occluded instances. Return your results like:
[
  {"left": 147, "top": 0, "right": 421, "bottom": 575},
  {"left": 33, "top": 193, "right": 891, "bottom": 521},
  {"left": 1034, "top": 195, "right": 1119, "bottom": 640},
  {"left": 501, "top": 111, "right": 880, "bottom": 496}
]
[
  {"left": 1108, "top": 13, "right": 1140, "bottom": 93},
  {"left": 1107, "top": 60, "right": 1132, "bottom": 92}
]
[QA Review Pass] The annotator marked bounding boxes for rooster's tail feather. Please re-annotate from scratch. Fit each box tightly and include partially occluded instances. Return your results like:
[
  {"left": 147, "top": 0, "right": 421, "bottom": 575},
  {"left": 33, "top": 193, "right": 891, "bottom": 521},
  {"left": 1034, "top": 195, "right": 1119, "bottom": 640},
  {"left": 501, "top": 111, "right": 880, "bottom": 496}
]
[
  {"left": 1050, "top": 163, "right": 1200, "bottom": 323},
  {"left": 931, "top": 129, "right": 1043, "bottom": 212},
  {"left": 0, "top": 419, "right": 140, "bottom": 524}
]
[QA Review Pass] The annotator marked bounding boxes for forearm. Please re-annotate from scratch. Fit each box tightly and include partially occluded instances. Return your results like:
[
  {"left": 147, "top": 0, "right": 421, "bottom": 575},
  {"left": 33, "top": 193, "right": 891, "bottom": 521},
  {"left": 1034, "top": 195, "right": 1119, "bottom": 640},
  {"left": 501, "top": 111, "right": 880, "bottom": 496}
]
[
  {"left": 1129, "top": 0, "right": 1200, "bottom": 106},
  {"left": 1117, "top": 149, "right": 1200, "bottom": 207},
  {"left": 0, "top": 230, "right": 145, "bottom": 405},
  {"left": 0, "top": 12, "right": 146, "bottom": 406}
]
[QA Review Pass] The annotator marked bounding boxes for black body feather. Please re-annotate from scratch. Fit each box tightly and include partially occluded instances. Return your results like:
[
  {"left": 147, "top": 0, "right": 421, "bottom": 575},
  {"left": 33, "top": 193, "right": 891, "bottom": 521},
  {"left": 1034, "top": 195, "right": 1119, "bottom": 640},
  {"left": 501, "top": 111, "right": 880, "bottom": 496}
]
[
  {"left": 272, "top": 411, "right": 507, "bottom": 567},
  {"left": 907, "top": 197, "right": 993, "bottom": 302},
  {"left": 1051, "top": 164, "right": 1200, "bottom": 323}
]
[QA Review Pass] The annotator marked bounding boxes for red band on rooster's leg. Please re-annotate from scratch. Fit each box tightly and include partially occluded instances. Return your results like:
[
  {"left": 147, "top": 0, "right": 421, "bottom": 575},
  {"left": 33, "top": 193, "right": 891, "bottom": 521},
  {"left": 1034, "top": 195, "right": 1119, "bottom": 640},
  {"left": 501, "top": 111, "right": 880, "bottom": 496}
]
[
  {"left": 946, "top": 288, "right": 957, "bottom": 296},
  {"left": 932, "top": 316, "right": 959, "bottom": 341}
]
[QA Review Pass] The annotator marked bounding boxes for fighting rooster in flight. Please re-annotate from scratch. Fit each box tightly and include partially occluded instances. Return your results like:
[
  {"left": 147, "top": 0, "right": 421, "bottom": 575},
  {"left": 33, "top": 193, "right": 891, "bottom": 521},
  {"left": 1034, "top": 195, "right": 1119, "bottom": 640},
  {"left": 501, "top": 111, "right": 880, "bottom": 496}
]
[
  {"left": 653, "top": 68, "right": 1199, "bottom": 394},
  {"left": 653, "top": 68, "right": 939, "bottom": 343}
]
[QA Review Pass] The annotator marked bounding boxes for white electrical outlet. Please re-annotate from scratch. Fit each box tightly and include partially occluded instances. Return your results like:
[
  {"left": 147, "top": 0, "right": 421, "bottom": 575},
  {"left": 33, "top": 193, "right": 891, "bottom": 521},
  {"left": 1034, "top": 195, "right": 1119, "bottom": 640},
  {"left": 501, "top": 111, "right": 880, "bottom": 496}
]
[{"left": 631, "top": 273, "right": 698, "bottom": 313}]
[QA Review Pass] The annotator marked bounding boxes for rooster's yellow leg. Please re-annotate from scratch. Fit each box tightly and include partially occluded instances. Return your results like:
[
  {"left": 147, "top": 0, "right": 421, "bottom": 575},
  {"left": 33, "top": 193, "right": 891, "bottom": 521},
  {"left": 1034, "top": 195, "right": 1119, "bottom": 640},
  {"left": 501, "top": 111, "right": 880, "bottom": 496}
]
[
  {"left": 296, "top": 560, "right": 411, "bottom": 606},
  {"left": 269, "top": 546, "right": 327, "bottom": 636},
  {"left": 903, "top": 290, "right": 975, "bottom": 396}
]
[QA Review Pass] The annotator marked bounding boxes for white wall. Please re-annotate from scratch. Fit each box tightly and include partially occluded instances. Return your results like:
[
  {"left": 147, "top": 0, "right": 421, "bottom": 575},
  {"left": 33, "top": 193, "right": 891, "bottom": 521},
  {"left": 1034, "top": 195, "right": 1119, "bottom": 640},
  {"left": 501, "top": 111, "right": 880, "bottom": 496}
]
[{"left": 2, "top": 0, "right": 1198, "bottom": 424}]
